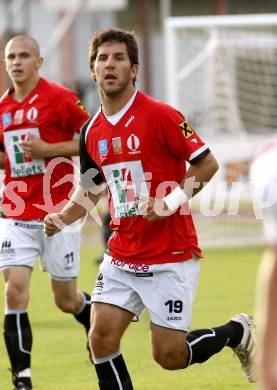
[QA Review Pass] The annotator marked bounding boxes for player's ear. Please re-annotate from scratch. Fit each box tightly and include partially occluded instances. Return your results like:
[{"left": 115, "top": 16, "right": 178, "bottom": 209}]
[
  {"left": 130, "top": 64, "right": 138, "bottom": 82},
  {"left": 91, "top": 68, "right": 97, "bottom": 82},
  {"left": 36, "top": 56, "right": 44, "bottom": 70}
]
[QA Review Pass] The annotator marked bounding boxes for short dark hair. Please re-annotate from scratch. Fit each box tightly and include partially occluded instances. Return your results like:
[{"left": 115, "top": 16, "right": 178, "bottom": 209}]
[
  {"left": 5, "top": 35, "right": 41, "bottom": 57},
  {"left": 88, "top": 27, "right": 139, "bottom": 72}
]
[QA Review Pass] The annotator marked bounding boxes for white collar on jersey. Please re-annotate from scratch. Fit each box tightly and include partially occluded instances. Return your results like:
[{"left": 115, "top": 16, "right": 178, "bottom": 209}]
[{"left": 103, "top": 90, "right": 138, "bottom": 125}]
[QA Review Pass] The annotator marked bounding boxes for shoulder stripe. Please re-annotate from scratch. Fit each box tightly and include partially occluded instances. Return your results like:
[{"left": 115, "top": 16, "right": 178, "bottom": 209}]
[
  {"left": 84, "top": 108, "right": 101, "bottom": 142},
  {"left": 0, "top": 90, "right": 9, "bottom": 102}
]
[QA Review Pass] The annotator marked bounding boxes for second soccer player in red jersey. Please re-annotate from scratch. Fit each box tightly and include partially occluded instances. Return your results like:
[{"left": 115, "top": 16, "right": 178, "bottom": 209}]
[{"left": 0, "top": 35, "right": 91, "bottom": 390}]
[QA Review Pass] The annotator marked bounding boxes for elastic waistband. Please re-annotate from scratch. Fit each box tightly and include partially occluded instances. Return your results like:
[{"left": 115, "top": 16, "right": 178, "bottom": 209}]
[{"left": 0, "top": 218, "right": 44, "bottom": 229}]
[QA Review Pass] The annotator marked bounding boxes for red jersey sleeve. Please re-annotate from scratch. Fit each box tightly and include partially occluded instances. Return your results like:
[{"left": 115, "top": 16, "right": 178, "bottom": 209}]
[
  {"left": 156, "top": 103, "right": 209, "bottom": 163},
  {"left": 56, "top": 89, "right": 90, "bottom": 134}
]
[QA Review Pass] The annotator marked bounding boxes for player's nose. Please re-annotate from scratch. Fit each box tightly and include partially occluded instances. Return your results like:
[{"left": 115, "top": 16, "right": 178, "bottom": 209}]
[{"left": 105, "top": 56, "right": 115, "bottom": 68}]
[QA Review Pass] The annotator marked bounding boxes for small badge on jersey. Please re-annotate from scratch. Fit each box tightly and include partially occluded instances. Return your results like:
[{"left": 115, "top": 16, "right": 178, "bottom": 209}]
[
  {"left": 14, "top": 110, "right": 24, "bottom": 125},
  {"left": 179, "top": 121, "right": 195, "bottom": 139},
  {"left": 76, "top": 100, "right": 87, "bottom": 112},
  {"left": 98, "top": 139, "right": 108, "bottom": 156},
  {"left": 112, "top": 137, "right": 122, "bottom": 154},
  {"left": 2, "top": 113, "right": 12, "bottom": 128}
]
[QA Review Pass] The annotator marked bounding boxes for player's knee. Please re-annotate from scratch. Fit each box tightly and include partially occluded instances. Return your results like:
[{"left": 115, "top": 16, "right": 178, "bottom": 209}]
[
  {"left": 153, "top": 345, "right": 187, "bottom": 370},
  {"left": 54, "top": 297, "right": 77, "bottom": 313},
  {"left": 89, "top": 326, "right": 119, "bottom": 358},
  {"left": 5, "top": 281, "right": 28, "bottom": 308}
]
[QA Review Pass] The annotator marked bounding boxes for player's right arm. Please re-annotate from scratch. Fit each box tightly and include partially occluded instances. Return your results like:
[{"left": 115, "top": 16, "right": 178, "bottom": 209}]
[
  {"left": 21, "top": 88, "right": 89, "bottom": 159},
  {"left": 44, "top": 117, "right": 105, "bottom": 236},
  {"left": 44, "top": 184, "right": 102, "bottom": 236}
]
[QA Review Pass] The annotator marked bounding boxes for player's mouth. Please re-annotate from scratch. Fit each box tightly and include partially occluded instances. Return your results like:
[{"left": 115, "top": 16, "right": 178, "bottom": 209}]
[
  {"left": 104, "top": 74, "right": 117, "bottom": 81},
  {"left": 12, "top": 69, "right": 23, "bottom": 75}
]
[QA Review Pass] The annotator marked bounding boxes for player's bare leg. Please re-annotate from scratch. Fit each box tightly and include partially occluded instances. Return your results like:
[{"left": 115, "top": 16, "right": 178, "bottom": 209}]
[
  {"left": 51, "top": 278, "right": 91, "bottom": 356},
  {"left": 89, "top": 302, "right": 134, "bottom": 389},
  {"left": 151, "top": 316, "right": 255, "bottom": 382},
  {"left": 3, "top": 266, "right": 33, "bottom": 389},
  {"left": 151, "top": 324, "right": 188, "bottom": 369}
]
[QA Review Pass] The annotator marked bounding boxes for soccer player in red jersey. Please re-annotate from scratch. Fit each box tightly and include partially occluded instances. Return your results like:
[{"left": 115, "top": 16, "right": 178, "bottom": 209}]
[
  {"left": 44, "top": 28, "right": 256, "bottom": 389},
  {"left": 0, "top": 35, "right": 91, "bottom": 390}
]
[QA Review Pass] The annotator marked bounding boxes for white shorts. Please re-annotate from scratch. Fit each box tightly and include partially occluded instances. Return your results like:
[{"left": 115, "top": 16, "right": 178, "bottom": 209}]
[
  {"left": 92, "top": 254, "right": 200, "bottom": 331},
  {"left": 0, "top": 218, "right": 81, "bottom": 280}
]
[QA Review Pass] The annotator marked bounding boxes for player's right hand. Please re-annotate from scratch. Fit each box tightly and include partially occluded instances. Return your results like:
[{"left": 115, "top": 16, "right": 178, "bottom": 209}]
[{"left": 44, "top": 213, "right": 65, "bottom": 236}]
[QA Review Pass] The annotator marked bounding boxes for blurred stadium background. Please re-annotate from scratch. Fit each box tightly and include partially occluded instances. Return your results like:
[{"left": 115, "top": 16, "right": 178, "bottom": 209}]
[{"left": 1, "top": 0, "right": 277, "bottom": 250}]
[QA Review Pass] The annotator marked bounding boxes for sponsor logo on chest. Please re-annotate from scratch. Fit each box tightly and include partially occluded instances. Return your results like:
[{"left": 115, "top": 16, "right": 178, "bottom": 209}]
[
  {"left": 127, "top": 133, "right": 140, "bottom": 155},
  {"left": 26, "top": 107, "right": 38, "bottom": 122},
  {"left": 4, "top": 128, "right": 45, "bottom": 178}
]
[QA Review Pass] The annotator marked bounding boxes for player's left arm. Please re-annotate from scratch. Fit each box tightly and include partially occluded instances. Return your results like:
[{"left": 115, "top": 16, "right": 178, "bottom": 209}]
[
  {"left": 181, "top": 150, "right": 219, "bottom": 197},
  {"left": 141, "top": 106, "right": 219, "bottom": 221},
  {"left": 142, "top": 152, "right": 218, "bottom": 222}
]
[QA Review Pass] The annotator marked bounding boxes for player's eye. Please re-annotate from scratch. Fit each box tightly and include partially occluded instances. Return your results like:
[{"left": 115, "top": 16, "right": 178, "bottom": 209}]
[
  {"left": 115, "top": 54, "right": 125, "bottom": 61},
  {"left": 97, "top": 55, "right": 107, "bottom": 61}
]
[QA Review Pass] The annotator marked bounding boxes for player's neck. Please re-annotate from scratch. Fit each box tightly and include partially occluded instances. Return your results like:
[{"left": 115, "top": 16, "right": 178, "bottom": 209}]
[
  {"left": 100, "top": 85, "right": 136, "bottom": 116},
  {"left": 11, "top": 74, "right": 40, "bottom": 102}
]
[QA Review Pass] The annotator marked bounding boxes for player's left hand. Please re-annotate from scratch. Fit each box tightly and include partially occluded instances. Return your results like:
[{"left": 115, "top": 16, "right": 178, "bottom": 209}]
[
  {"left": 138, "top": 196, "right": 171, "bottom": 222},
  {"left": 21, "top": 133, "right": 50, "bottom": 159}
]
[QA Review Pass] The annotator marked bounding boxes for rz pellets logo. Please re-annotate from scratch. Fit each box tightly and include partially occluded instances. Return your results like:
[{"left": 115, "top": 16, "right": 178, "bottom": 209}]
[
  {"left": 12, "top": 134, "right": 32, "bottom": 163},
  {"left": 112, "top": 168, "right": 133, "bottom": 203}
]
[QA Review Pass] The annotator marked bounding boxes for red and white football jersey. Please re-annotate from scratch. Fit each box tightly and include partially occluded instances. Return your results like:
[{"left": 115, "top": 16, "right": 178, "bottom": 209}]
[
  {"left": 80, "top": 91, "right": 210, "bottom": 264},
  {"left": 0, "top": 78, "right": 89, "bottom": 220}
]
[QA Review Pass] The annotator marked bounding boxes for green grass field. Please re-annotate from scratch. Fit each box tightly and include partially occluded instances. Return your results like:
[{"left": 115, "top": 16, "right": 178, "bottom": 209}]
[{"left": 0, "top": 244, "right": 262, "bottom": 389}]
